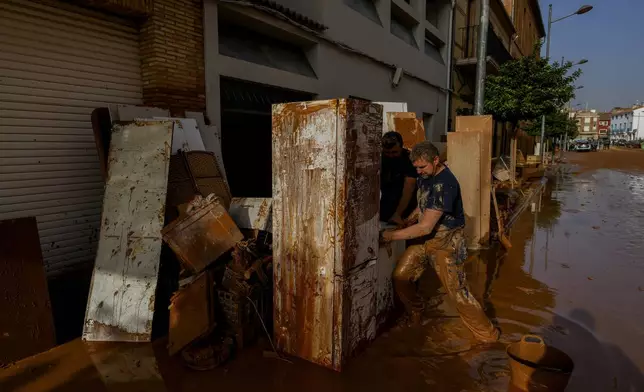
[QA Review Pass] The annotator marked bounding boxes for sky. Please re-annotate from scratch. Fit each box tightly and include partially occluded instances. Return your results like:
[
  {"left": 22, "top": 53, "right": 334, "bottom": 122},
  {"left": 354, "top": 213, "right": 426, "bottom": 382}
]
[{"left": 540, "top": 0, "right": 644, "bottom": 112}]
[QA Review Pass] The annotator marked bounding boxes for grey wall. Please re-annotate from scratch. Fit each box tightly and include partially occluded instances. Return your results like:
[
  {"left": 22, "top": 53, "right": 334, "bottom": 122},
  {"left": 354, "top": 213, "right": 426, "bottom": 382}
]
[{"left": 203, "top": 0, "right": 450, "bottom": 142}]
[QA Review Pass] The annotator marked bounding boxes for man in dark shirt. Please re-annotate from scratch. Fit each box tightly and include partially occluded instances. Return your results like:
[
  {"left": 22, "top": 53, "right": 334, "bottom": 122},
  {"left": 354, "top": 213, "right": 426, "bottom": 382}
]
[
  {"left": 380, "top": 132, "right": 417, "bottom": 225},
  {"left": 381, "top": 141, "right": 499, "bottom": 343}
]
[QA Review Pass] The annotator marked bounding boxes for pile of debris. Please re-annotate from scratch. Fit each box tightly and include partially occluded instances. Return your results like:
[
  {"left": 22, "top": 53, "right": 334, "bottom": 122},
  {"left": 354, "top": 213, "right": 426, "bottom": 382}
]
[
  {"left": 83, "top": 105, "right": 274, "bottom": 370},
  {"left": 164, "top": 194, "right": 273, "bottom": 370}
]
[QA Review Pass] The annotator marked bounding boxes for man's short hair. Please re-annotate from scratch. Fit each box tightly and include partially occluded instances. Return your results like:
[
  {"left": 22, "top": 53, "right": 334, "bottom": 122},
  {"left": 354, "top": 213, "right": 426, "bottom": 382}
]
[
  {"left": 382, "top": 131, "right": 403, "bottom": 149},
  {"left": 410, "top": 141, "right": 440, "bottom": 162}
]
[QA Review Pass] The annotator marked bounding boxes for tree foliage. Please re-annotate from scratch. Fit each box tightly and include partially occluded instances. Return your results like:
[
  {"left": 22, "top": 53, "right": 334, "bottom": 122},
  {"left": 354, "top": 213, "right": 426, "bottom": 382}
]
[
  {"left": 484, "top": 42, "right": 582, "bottom": 133},
  {"left": 525, "top": 110, "right": 579, "bottom": 138}
]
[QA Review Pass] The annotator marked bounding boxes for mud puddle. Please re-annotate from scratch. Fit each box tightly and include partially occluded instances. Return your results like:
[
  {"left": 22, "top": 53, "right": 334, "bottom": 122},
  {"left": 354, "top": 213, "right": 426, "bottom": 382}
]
[{"left": 2, "top": 150, "right": 643, "bottom": 391}]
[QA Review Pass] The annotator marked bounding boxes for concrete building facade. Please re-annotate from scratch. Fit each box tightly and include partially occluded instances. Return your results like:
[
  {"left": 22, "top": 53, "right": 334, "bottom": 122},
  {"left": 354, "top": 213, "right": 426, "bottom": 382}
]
[
  {"left": 611, "top": 106, "right": 644, "bottom": 140},
  {"left": 204, "top": 0, "right": 453, "bottom": 198},
  {"left": 571, "top": 109, "right": 599, "bottom": 140}
]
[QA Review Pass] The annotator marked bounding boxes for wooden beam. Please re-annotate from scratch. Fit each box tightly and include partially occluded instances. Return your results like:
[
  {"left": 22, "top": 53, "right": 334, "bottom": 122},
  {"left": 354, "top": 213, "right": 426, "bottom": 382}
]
[
  {"left": 454, "top": 115, "right": 493, "bottom": 247},
  {"left": 448, "top": 131, "right": 482, "bottom": 248}
]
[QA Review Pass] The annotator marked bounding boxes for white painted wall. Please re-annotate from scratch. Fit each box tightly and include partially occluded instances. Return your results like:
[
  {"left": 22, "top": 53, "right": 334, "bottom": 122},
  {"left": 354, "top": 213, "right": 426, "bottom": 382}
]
[
  {"left": 611, "top": 110, "right": 633, "bottom": 139},
  {"left": 633, "top": 107, "right": 644, "bottom": 140}
]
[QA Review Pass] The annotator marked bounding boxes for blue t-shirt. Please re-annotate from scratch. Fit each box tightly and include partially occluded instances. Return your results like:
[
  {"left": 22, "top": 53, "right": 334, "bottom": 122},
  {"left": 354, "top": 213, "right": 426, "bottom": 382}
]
[{"left": 417, "top": 167, "right": 465, "bottom": 229}]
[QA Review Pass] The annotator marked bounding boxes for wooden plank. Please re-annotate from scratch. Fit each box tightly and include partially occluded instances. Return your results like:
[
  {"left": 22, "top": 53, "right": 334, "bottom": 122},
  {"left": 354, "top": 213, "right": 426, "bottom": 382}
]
[
  {"left": 455, "top": 115, "right": 492, "bottom": 246},
  {"left": 83, "top": 120, "right": 173, "bottom": 342},
  {"left": 447, "top": 131, "right": 482, "bottom": 248},
  {"left": 479, "top": 120, "right": 492, "bottom": 246},
  {"left": 387, "top": 112, "right": 425, "bottom": 149},
  {"left": 0, "top": 217, "right": 56, "bottom": 363}
]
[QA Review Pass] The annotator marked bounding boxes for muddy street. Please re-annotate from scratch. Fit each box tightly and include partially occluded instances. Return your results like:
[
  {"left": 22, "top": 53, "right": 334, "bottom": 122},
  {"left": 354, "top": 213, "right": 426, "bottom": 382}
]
[{"left": 2, "top": 149, "right": 644, "bottom": 392}]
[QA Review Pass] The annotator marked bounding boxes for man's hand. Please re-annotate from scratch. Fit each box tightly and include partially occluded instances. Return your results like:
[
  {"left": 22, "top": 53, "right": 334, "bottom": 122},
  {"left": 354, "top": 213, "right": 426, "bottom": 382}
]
[
  {"left": 388, "top": 213, "right": 404, "bottom": 227},
  {"left": 380, "top": 230, "right": 395, "bottom": 243}
]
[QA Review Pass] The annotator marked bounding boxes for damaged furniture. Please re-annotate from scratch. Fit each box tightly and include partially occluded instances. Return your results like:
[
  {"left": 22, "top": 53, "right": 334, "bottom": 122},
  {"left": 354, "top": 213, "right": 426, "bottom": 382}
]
[{"left": 272, "top": 99, "right": 383, "bottom": 371}]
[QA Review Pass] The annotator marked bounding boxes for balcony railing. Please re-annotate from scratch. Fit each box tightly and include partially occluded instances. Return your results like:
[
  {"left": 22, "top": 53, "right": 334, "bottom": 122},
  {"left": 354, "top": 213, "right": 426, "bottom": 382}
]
[{"left": 457, "top": 24, "right": 512, "bottom": 65}]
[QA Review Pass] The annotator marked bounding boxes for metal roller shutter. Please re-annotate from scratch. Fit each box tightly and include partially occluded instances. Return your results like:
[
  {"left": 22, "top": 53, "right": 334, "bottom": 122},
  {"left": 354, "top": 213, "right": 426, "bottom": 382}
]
[{"left": 0, "top": 0, "right": 142, "bottom": 276}]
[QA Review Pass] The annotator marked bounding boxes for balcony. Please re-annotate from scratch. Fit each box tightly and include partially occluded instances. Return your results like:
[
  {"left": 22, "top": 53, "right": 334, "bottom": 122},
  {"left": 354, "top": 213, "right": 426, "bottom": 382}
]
[
  {"left": 454, "top": 25, "right": 512, "bottom": 103},
  {"left": 456, "top": 24, "right": 512, "bottom": 70}
]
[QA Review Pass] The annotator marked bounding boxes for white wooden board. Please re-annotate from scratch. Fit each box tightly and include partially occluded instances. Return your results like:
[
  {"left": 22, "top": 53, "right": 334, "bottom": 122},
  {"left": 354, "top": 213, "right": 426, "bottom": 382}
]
[
  {"left": 83, "top": 120, "right": 173, "bottom": 342},
  {"left": 153, "top": 117, "right": 206, "bottom": 154}
]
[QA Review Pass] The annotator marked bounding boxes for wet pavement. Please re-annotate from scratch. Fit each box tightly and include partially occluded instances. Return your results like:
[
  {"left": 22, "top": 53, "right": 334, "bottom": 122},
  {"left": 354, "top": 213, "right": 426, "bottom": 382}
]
[{"left": 2, "top": 149, "right": 644, "bottom": 391}]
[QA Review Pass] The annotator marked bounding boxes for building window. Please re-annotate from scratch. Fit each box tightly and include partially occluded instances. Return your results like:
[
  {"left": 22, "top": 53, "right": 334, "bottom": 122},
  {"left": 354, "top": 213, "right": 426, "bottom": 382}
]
[
  {"left": 218, "top": 22, "right": 317, "bottom": 78},
  {"left": 424, "top": 31, "right": 444, "bottom": 63},
  {"left": 344, "top": 0, "right": 382, "bottom": 25},
  {"left": 391, "top": 11, "right": 418, "bottom": 48},
  {"left": 426, "top": 0, "right": 448, "bottom": 28}
]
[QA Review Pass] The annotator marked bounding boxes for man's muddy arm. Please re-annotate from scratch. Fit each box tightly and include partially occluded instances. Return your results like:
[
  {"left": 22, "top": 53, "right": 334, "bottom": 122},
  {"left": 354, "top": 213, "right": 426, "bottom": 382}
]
[
  {"left": 388, "top": 209, "right": 442, "bottom": 241},
  {"left": 392, "top": 177, "right": 416, "bottom": 222},
  {"left": 403, "top": 207, "right": 420, "bottom": 226}
]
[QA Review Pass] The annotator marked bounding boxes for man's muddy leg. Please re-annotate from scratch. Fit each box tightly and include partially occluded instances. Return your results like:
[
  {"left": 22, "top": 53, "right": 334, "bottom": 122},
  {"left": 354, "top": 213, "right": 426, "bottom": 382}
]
[
  {"left": 393, "top": 245, "right": 427, "bottom": 320},
  {"left": 431, "top": 249, "right": 500, "bottom": 343}
]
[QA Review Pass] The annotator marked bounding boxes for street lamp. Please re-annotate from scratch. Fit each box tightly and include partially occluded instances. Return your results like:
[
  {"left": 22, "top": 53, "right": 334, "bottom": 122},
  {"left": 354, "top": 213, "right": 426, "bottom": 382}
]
[{"left": 540, "top": 4, "right": 594, "bottom": 163}]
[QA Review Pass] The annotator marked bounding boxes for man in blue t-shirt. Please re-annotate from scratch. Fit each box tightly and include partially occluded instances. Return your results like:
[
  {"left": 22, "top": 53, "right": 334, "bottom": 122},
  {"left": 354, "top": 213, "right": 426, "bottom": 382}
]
[{"left": 381, "top": 141, "right": 499, "bottom": 343}]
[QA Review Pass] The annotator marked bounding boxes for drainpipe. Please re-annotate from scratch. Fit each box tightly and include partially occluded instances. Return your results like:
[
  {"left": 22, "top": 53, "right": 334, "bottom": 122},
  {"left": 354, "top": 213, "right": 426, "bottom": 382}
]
[
  {"left": 444, "top": 0, "right": 457, "bottom": 135},
  {"left": 474, "top": 0, "right": 490, "bottom": 114}
]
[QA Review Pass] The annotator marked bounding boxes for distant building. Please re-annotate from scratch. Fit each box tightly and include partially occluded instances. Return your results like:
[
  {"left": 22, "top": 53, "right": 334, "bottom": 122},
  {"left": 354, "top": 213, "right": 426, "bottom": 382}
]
[
  {"left": 611, "top": 106, "right": 644, "bottom": 140},
  {"left": 571, "top": 109, "right": 599, "bottom": 140},
  {"left": 597, "top": 113, "right": 610, "bottom": 139}
]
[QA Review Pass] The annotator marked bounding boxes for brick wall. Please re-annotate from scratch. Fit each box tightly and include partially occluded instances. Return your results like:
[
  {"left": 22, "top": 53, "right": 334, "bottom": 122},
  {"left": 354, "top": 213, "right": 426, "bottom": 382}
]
[
  {"left": 140, "top": 0, "right": 206, "bottom": 115},
  {"left": 511, "top": 0, "right": 540, "bottom": 56}
]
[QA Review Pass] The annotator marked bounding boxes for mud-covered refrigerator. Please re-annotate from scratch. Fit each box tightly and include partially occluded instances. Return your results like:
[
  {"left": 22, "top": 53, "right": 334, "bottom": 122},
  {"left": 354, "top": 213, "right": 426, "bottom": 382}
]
[{"left": 272, "top": 99, "right": 383, "bottom": 371}]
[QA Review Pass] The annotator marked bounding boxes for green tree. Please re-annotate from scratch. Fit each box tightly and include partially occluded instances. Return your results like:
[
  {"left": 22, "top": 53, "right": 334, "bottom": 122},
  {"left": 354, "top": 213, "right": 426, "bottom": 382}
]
[
  {"left": 525, "top": 110, "right": 579, "bottom": 139},
  {"left": 484, "top": 43, "right": 582, "bottom": 134}
]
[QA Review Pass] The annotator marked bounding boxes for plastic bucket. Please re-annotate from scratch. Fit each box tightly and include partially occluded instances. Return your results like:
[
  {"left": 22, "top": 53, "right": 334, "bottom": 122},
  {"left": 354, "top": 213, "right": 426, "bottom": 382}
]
[{"left": 506, "top": 335, "right": 574, "bottom": 392}]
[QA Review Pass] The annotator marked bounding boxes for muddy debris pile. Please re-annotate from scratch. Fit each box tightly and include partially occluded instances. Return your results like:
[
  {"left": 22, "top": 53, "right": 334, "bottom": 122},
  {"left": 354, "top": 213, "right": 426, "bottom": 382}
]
[
  {"left": 162, "top": 194, "right": 274, "bottom": 371},
  {"left": 84, "top": 105, "right": 275, "bottom": 369}
]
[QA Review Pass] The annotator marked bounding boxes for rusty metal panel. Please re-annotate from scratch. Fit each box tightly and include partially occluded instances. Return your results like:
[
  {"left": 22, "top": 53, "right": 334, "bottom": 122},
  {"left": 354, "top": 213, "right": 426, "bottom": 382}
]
[
  {"left": 376, "top": 238, "right": 406, "bottom": 328},
  {"left": 344, "top": 260, "right": 377, "bottom": 355},
  {"left": 168, "top": 271, "right": 215, "bottom": 355},
  {"left": 272, "top": 99, "right": 382, "bottom": 371},
  {"left": 335, "top": 99, "right": 382, "bottom": 273},
  {"left": 83, "top": 120, "right": 173, "bottom": 342},
  {"left": 272, "top": 99, "right": 340, "bottom": 369},
  {"left": 162, "top": 196, "right": 243, "bottom": 274},
  {"left": 228, "top": 198, "right": 273, "bottom": 232}
]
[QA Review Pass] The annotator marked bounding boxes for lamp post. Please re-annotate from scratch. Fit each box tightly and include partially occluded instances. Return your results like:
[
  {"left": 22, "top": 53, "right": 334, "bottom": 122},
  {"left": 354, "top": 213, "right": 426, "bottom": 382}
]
[{"left": 540, "top": 4, "right": 594, "bottom": 163}]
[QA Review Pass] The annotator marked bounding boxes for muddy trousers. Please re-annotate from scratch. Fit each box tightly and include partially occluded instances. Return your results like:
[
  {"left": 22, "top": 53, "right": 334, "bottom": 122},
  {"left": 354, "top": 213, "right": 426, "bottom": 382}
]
[{"left": 393, "top": 232, "right": 499, "bottom": 343}]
